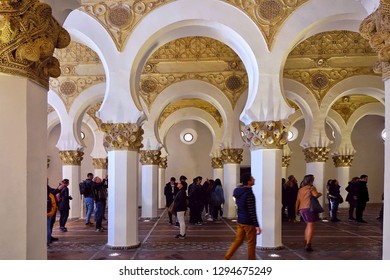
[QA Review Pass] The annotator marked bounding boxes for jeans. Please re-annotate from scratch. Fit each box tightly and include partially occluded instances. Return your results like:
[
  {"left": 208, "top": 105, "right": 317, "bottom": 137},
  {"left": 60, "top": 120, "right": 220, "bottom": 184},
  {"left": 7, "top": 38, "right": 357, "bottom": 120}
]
[
  {"left": 47, "top": 216, "right": 52, "bottom": 245},
  {"left": 84, "top": 196, "right": 94, "bottom": 223},
  {"left": 225, "top": 223, "right": 257, "bottom": 260},
  {"left": 94, "top": 200, "right": 104, "bottom": 229},
  {"left": 330, "top": 199, "right": 339, "bottom": 220}
]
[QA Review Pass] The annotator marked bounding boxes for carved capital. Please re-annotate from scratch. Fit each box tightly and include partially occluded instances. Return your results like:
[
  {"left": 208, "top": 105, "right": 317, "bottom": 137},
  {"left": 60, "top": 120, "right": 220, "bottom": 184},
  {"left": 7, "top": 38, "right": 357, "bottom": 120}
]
[
  {"left": 92, "top": 158, "right": 108, "bottom": 169},
  {"left": 0, "top": 0, "right": 71, "bottom": 88},
  {"left": 59, "top": 150, "right": 84, "bottom": 166},
  {"left": 221, "top": 148, "right": 243, "bottom": 164},
  {"left": 159, "top": 156, "right": 168, "bottom": 169},
  {"left": 101, "top": 123, "right": 144, "bottom": 151},
  {"left": 332, "top": 155, "right": 354, "bottom": 167},
  {"left": 243, "top": 120, "right": 289, "bottom": 150},
  {"left": 140, "top": 150, "right": 161, "bottom": 165},
  {"left": 211, "top": 157, "right": 223, "bottom": 169},
  {"left": 282, "top": 156, "right": 291, "bottom": 168},
  {"left": 303, "top": 147, "right": 330, "bottom": 163}
]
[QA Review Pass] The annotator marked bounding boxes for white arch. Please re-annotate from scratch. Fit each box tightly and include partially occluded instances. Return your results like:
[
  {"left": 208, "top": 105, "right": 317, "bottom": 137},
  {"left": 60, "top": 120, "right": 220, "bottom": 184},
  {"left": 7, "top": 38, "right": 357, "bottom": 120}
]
[{"left": 347, "top": 102, "right": 385, "bottom": 133}]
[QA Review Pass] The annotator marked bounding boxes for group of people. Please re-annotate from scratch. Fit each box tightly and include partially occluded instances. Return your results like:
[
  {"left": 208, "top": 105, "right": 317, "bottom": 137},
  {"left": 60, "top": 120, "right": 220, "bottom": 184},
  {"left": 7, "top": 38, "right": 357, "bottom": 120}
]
[
  {"left": 46, "top": 173, "right": 108, "bottom": 246},
  {"left": 164, "top": 175, "right": 226, "bottom": 239}
]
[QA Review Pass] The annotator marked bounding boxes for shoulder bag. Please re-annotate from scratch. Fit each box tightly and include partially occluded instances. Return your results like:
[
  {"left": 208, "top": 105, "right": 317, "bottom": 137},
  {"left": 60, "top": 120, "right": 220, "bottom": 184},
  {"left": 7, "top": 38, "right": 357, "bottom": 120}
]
[{"left": 309, "top": 187, "right": 324, "bottom": 213}]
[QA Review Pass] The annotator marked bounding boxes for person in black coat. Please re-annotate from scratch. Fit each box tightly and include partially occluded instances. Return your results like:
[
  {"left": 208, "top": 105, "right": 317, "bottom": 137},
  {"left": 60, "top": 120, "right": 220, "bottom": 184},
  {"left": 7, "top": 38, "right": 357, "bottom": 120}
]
[
  {"left": 57, "top": 179, "right": 72, "bottom": 232},
  {"left": 164, "top": 177, "right": 178, "bottom": 224},
  {"left": 328, "top": 179, "right": 342, "bottom": 222},
  {"left": 356, "top": 175, "right": 369, "bottom": 223},
  {"left": 174, "top": 182, "right": 188, "bottom": 239},
  {"left": 345, "top": 177, "right": 360, "bottom": 220}
]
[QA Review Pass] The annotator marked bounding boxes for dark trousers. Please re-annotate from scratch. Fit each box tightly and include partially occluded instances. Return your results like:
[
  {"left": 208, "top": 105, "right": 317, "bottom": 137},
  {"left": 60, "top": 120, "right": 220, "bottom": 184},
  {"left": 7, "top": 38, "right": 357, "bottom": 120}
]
[
  {"left": 356, "top": 201, "right": 367, "bottom": 221},
  {"left": 95, "top": 200, "right": 105, "bottom": 229},
  {"left": 348, "top": 201, "right": 357, "bottom": 218},
  {"left": 59, "top": 209, "right": 69, "bottom": 228},
  {"left": 50, "top": 209, "right": 57, "bottom": 233}
]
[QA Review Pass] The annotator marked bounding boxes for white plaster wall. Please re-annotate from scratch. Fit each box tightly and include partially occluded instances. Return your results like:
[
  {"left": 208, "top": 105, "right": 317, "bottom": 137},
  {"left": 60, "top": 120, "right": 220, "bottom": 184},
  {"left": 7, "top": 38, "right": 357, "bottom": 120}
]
[{"left": 165, "top": 120, "right": 213, "bottom": 182}]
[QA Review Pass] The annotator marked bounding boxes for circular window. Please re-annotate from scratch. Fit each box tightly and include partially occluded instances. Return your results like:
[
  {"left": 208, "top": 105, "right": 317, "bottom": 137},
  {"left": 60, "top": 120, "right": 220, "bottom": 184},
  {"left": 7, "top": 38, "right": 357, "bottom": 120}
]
[
  {"left": 287, "top": 126, "right": 298, "bottom": 142},
  {"left": 382, "top": 129, "right": 386, "bottom": 141},
  {"left": 80, "top": 131, "right": 85, "bottom": 140},
  {"left": 180, "top": 129, "right": 198, "bottom": 145}
]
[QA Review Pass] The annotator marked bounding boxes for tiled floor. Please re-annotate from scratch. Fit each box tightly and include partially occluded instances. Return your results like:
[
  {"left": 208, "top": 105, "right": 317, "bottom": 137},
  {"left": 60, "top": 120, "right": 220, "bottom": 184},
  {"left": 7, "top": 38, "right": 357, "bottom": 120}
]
[{"left": 47, "top": 204, "right": 383, "bottom": 260}]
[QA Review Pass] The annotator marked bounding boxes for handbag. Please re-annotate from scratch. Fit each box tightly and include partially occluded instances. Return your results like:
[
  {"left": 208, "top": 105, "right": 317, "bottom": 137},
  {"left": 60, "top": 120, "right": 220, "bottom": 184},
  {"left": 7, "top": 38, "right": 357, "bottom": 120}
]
[
  {"left": 168, "top": 202, "right": 176, "bottom": 215},
  {"left": 309, "top": 188, "right": 324, "bottom": 213}
]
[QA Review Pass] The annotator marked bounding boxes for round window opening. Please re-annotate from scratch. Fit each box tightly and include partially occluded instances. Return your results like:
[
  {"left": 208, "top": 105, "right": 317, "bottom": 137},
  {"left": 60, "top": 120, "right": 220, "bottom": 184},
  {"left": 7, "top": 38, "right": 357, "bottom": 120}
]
[
  {"left": 183, "top": 133, "right": 193, "bottom": 142},
  {"left": 180, "top": 128, "right": 198, "bottom": 145}
]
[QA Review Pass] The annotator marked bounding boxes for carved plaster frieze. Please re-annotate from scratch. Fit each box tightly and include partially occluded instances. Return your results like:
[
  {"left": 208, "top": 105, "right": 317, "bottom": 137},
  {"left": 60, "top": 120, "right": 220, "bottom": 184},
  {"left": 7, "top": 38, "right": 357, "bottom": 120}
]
[
  {"left": 243, "top": 120, "right": 290, "bottom": 150},
  {"left": 101, "top": 122, "right": 144, "bottom": 151},
  {"left": 221, "top": 148, "right": 243, "bottom": 164},
  {"left": 0, "top": 0, "right": 70, "bottom": 88},
  {"left": 211, "top": 157, "right": 223, "bottom": 169},
  {"left": 332, "top": 155, "right": 354, "bottom": 167},
  {"left": 54, "top": 41, "right": 101, "bottom": 64},
  {"left": 92, "top": 158, "right": 108, "bottom": 169},
  {"left": 158, "top": 98, "right": 223, "bottom": 128},
  {"left": 139, "top": 149, "right": 161, "bottom": 165},
  {"left": 360, "top": 1, "right": 390, "bottom": 80},
  {"left": 59, "top": 150, "right": 84, "bottom": 166},
  {"left": 331, "top": 95, "right": 379, "bottom": 123},
  {"left": 159, "top": 156, "right": 168, "bottom": 169},
  {"left": 87, "top": 101, "right": 103, "bottom": 128},
  {"left": 303, "top": 147, "right": 330, "bottom": 163},
  {"left": 282, "top": 155, "right": 291, "bottom": 168}
]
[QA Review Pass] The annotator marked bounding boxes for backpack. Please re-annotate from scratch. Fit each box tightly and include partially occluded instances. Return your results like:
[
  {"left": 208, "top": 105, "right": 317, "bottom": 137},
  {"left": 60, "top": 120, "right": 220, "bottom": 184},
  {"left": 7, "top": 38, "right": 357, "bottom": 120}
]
[{"left": 79, "top": 181, "right": 91, "bottom": 195}]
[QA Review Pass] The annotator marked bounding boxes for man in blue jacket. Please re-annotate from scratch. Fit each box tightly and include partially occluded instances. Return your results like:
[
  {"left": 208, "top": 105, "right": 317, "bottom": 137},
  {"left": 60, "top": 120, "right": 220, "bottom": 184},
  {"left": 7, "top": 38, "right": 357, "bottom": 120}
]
[{"left": 224, "top": 173, "right": 261, "bottom": 260}]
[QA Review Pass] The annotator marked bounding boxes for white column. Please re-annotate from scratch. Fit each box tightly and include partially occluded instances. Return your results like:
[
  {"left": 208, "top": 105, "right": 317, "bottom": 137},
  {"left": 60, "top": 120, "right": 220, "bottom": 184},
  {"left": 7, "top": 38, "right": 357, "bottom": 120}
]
[
  {"left": 282, "top": 166, "right": 287, "bottom": 180},
  {"left": 335, "top": 166, "right": 350, "bottom": 208},
  {"left": 158, "top": 167, "right": 166, "bottom": 209},
  {"left": 141, "top": 164, "right": 159, "bottom": 218},
  {"left": 213, "top": 168, "right": 224, "bottom": 182},
  {"left": 0, "top": 76, "right": 47, "bottom": 259},
  {"left": 383, "top": 78, "right": 390, "bottom": 259},
  {"left": 62, "top": 164, "right": 82, "bottom": 219},
  {"left": 223, "top": 163, "right": 240, "bottom": 218},
  {"left": 251, "top": 149, "right": 283, "bottom": 249},
  {"left": 107, "top": 150, "right": 139, "bottom": 248},
  {"left": 306, "top": 162, "right": 326, "bottom": 207}
]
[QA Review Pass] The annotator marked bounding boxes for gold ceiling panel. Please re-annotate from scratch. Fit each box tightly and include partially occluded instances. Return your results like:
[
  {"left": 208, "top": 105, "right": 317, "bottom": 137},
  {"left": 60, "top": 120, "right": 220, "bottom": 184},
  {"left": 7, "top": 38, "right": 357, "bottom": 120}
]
[
  {"left": 158, "top": 98, "right": 223, "bottom": 128},
  {"left": 140, "top": 36, "right": 248, "bottom": 109},
  {"left": 54, "top": 41, "right": 101, "bottom": 64},
  {"left": 331, "top": 95, "right": 379, "bottom": 123},
  {"left": 87, "top": 101, "right": 103, "bottom": 128}
]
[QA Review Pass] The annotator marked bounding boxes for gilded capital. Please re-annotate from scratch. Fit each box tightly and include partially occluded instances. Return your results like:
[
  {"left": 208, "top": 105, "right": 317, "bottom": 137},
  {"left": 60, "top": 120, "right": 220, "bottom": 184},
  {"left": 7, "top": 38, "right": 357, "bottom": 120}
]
[
  {"left": 59, "top": 150, "right": 84, "bottom": 166},
  {"left": 360, "top": 1, "right": 390, "bottom": 79},
  {"left": 101, "top": 123, "right": 144, "bottom": 151},
  {"left": 159, "top": 156, "right": 168, "bottom": 169},
  {"left": 211, "top": 157, "right": 223, "bottom": 169},
  {"left": 303, "top": 147, "right": 330, "bottom": 163},
  {"left": 332, "top": 155, "right": 354, "bottom": 167},
  {"left": 221, "top": 148, "right": 243, "bottom": 164},
  {"left": 282, "top": 156, "right": 291, "bottom": 168},
  {"left": 0, "top": 0, "right": 71, "bottom": 88},
  {"left": 140, "top": 150, "right": 161, "bottom": 165},
  {"left": 92, "top": 158, "right": 108, "bottom": 169},
  {"left": 243, "top": 120, "right": 290, "bottom": 150}
]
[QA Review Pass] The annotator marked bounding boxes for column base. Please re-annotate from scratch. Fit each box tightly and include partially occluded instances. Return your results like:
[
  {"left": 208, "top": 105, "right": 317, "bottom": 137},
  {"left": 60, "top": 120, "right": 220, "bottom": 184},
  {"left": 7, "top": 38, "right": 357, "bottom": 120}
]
[
  {"left": 106, "top": 243, "right": 141, "bottom": 250},
  {"left": 256, "top": 245, "right": 285, "bottom": 251}
]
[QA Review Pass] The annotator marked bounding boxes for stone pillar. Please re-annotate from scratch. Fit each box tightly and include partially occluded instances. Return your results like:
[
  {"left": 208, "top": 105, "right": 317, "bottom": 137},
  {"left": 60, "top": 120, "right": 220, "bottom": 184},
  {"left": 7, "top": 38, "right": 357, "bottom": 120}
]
[
  {"left": 303, "top": 147, "right": 330, "bottom": 208},
  {"left": 59, "top": 150, "right": 84, "bottom": 219},
  {"left": 101, "top": 123, "right": 143, "bottom": 248},
  {"left": 140, "top": 150, "right": 161, "bottom": 218},
  {"left": 221, "top": 149, "right": 243, "bottom": 218},
  {"left": 211, "top": 157, "right": 223, "bottom": 182},
  {"left": 332, "top": 155, "right": 354, "bottom": 208},
  {"left": 158, "top": 157, "right": 167, "bottom": 209},
  {"left": 282, "top": 155, "right": 291, "bottom": 180},
  {"left": 360, "top": 1, "right": 390, "bottom": 259},
  {"left": 243, "top": 120, "right": 289, "bottom": 249}
]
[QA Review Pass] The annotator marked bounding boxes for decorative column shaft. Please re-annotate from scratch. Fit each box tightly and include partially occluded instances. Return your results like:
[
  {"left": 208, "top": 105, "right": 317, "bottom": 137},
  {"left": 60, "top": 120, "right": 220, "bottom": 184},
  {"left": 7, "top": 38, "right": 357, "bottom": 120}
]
[
  {"left": 244, "top": 120, "right": 289, "bottom": 249},
  {"left": 101, "top": 123, "right": 144, "bottom": 249},
  {"left": 221, "top": 149, "right": 243, "bottom": 219},
  {"left": 140, "top": 150, "right": 161, "bottom": 218},
  {"left": 59, "top": 150, "right": 84, "bottom": 219},
  {"left": 332, "top": 155, "right": 354, "bottom": 209},
  {"left": 158, "top": 157, "right": 167, "bottom": 209},
  {"left": 211, "top": 156, "right": 223, "bottom": 182}
]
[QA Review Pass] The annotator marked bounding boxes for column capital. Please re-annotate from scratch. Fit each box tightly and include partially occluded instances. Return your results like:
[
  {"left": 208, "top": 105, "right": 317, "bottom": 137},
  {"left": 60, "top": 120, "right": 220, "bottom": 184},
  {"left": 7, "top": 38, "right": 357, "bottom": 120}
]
[
  {"left": 332, "top": 155, "right": 354, "bottom": 167},
  {"left": 211, "top": 157, "right": 223, "bottom": 168},
  {"left": 59, "top": 150, "right": 84, "bottom": 166},
  {"left": 282, "top": 155, "right": 291, "bottom": 168},
  {"left": 360, "top": 1, "right": 390, "bottom": 80},
  {"left": 92, "top": 158, "right": 108, "bottom": 169},
  {"left": 139, "top": 150, "right": 161, "bottom": 165},
  {"left": 159, "top": 156, "right": 168, "bottom": 169},
  {"left": 0, "top": 0, "right": 70, "bottom": 88},
  {"left": 243, "top": 120, "right": 289, "bottom": 150},
  {"left": 303, "top": 147, "right": 330, "bottom": 163},
  {"left": 101, "top": 123, "right": 144, "bottom": 151},
  {"left": 221, "top": 148, "right": 243, "bottom": 164}
]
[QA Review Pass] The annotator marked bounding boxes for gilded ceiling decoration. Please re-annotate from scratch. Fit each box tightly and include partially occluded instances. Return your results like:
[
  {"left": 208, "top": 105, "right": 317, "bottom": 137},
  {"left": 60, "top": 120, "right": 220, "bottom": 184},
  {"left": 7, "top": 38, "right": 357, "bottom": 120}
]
[
  {"left": 140, "top": 36, "right": 248, "bottom": 109},
  {"left": 50, "top": 41, "right": 105, "bottom": 111},
  {"left": 0, "top": 0, "right": 70, "bottom": 88},
  {"left": 284, "top": 31, "right": 379, "bottom": 105},
  {"left": 87, "top": 101, "right": 103, "bottom": 128},
  {"left": 331, "top": 95, "right": 379, "bottom": 123},
  {"left": 158, "top": 98, "right": 223, "bottom": 128}
]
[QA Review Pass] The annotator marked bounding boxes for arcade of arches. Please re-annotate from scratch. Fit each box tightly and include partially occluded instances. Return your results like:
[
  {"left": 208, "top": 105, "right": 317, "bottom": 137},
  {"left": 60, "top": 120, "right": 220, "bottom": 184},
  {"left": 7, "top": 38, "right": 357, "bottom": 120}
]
[{"left": 1, "top": 0, "right": 389, "bottom": 259}]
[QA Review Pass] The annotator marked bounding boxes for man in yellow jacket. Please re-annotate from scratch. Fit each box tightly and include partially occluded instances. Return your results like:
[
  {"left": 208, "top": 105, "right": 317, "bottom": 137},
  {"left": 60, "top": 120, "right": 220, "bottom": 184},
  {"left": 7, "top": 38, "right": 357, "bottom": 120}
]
[{"left": 47, "top": 186, "right": 57, "bottom": 246}]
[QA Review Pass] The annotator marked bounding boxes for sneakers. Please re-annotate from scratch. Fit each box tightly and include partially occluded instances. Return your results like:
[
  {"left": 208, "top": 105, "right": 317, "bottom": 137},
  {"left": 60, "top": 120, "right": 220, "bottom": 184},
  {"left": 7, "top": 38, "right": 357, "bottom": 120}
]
[
  {"left": 60, "top": 227, "right": 67, "bottom": 232},
  {"left": 95, "top": 228, "right": 104, "bottom": 232},
  {"left": 175, "top": 234, "right": 186, "bottom": 239},
  {"left": 50, "top": 236, "right": 59, "bottom": 242},
  {"left": 85, "top": 222, "right": 94, "bottom": 226}
]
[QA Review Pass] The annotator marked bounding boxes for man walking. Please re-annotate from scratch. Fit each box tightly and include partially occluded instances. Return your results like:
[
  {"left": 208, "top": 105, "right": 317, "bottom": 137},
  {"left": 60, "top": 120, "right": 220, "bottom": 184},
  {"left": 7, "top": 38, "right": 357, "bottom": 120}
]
[
  {"left": 356, "top": 174, "right": 369, "bottom": 223},
  {"left": 224, "top": 173, "right": 261, "bottom": 260},
  {"left": 82, "top": 173, "right": 95, "bottom": 225}
]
